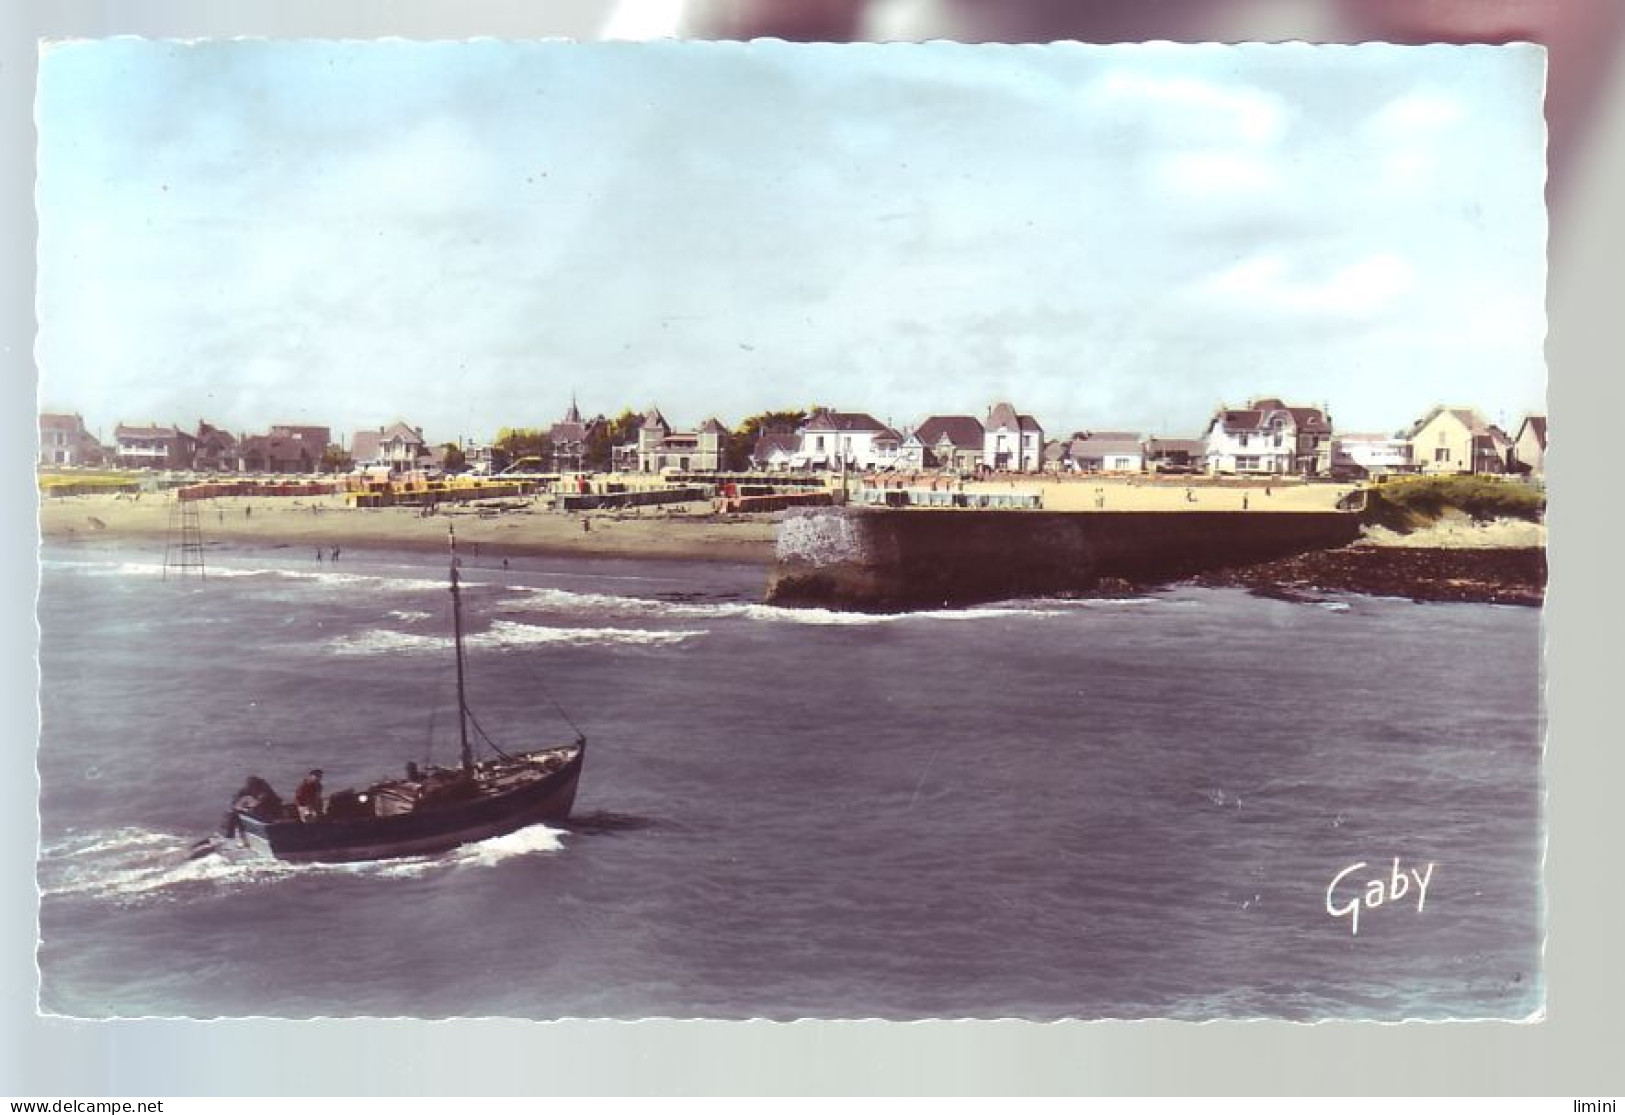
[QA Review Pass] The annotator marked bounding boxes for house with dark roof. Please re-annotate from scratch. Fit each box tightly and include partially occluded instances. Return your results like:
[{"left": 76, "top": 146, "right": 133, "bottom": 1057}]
[
  {"left": 548, "top": 396, "right": 596, "bottom": 472},
  {"left": 635, "top": 408, "right": 725, "bottom": 473},
  {"left": 900, "top": 415, "right": 985, "bottom": 471},
  {"left": 1402, "top": 406, "right": 1511, "bottom": 476},
  {"left": 982, "top": 402, "right": 1044, "bottom": 472},
  {"left": 38, "top": 413, "right": 105, "bottom": 467},
  {"left": 114, "top": 423, "right": 196, "bottom": 470},
  {"left": 1512, "top": 415, "right": 1547, "bottom": 478},
  {"left": 795, "top": 409, "right": 901, "bottom": 471},
  {"left": 192, "top": 421, "right": 240, "bottom": 471},
  {"left": 1202, "top": 398, "right": 1333, "bottom": 475},
  {"left": 238, "top": 423, "right": 330, "bottom": 473}
]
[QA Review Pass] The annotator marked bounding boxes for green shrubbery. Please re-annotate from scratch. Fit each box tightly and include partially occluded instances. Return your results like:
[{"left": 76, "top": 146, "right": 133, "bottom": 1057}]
[{"left": 1363, "top": 474, "right": 1545, "bottom": 531}]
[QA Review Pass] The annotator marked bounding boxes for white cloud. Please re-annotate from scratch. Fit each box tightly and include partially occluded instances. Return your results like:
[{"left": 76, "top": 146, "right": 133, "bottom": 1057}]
[
  {"left": 1367, "top": 91, "right": 1466, "bottom": 138},
  {"left": 1199, "top": 252, "right": 1415, "bottom": 319},
  {"left": 1091, "top": 71, "right": 1289, "bottom": 147}
]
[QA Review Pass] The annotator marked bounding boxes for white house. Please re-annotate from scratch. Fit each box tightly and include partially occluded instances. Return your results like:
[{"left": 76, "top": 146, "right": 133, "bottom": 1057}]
[
  {"left": 795, "top": 410, "right": 901, "bottom": 471},
  {"left": 1331, "top": 433, "right": 1415, "bottom": 477},
  {"left": 750, "top": 431, "right": 800, "bottom": 471},
  {"left": 982, "top": 402, "right": 1044, "bottom": 472},
  {"left": 1203, "top": 398, "right": 1333, "bottom": 475},
  {"left": 351, "top": 421, "right": 428, "bottom": 475},
  {"left": 1069, "top": 433, "right": 1145, "bottom": 473}
]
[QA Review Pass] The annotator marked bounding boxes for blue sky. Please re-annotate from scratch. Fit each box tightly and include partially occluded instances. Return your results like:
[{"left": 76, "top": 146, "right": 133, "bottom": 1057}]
[{"left": 35, "top": 39, "right": 1547, "bottom": 446}]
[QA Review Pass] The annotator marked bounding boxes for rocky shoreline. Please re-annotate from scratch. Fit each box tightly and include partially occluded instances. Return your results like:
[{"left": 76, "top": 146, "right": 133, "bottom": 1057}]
[{"left": 1187, "top": 545, "right": 1547, "bottom": 607}]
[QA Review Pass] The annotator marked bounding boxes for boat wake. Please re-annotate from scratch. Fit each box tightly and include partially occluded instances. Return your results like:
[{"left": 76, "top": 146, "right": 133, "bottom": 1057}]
[{"left": 38, "top": 823, "right": 568, "bottom": 903}]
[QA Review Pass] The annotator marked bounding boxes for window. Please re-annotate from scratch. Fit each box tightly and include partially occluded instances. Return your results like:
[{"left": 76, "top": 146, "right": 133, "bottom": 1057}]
[
  {"left": 1435, "top": 448, "right": 1451, "bottom": 462},
  {"left": 1239, "top": 433, "right": 1250, "bottom": 447}
]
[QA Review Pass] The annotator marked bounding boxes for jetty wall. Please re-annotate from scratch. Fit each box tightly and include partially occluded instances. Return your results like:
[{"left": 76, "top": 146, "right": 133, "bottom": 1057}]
[{"left": 766, "top": 506, "right": 1362, "bottom": 610}]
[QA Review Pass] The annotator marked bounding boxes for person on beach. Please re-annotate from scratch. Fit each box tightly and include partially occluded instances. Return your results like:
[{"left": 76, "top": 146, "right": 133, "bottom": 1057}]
[
  {"left": 331, "top": 547, "right": 340, "bottom": 562},
  {"left": 317, "top": 548, "right": 324, "bottom": 562},
  {"left": 294, "top": 769, "right": 325, "bottom": 822},
  {"left": 1243, "top": 494, "right": 1250, "bottom": 510}
]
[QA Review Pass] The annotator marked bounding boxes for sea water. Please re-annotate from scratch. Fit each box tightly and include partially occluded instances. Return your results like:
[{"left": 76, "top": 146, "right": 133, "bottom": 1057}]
[{"left": 34, "top": 540, "right": 1544, "bottom": 1020}]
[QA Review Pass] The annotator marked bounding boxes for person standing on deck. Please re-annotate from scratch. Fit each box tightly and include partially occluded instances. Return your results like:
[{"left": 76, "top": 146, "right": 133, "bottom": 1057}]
[{"left": 295, "top": 769, "right": 325, "bottom": 822}]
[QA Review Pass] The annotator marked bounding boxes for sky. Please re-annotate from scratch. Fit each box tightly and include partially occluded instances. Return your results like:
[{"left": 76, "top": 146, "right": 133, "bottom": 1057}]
[{"left": 34, "top": 39, "right": 1548, "bottom": 447}]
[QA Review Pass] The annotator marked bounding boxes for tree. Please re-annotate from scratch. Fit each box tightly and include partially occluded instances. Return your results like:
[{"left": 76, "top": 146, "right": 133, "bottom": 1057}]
[
  {"left": 585, "top": 409, "right": 642, "bottom": 472},
  {"left": 493, "top": 427, "right": 552, "bottom": 470},
  {"left": 320, "top": 444, "right": 353, "bottom": 474},
  {"left": 726, "top": 407, "right": 817, "bottom": 471},
  {"left": 439, "top": 442, "right": 468, "bottom": 474}
]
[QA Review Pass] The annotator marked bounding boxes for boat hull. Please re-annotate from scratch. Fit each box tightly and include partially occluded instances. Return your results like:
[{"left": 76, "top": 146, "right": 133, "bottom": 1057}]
[{"left": 232, "top": 745, "right": 584, "bottom": 864}]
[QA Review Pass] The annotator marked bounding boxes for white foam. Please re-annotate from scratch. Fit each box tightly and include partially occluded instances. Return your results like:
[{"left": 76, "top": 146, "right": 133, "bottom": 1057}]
[
  {"left": 39, "top": 822, "right": 567, "bottom": 901},
  {"left": 506, "top": 586, "right": 1077, "bottom": 626},
  {"left": 324, "top": 619, "right": 705, "bottom": 655}
]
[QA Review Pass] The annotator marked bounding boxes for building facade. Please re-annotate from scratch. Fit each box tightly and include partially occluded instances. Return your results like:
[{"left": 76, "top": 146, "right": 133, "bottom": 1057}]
[
  {"left": 1203, "top": 398, "right": 1333, "bottom": 475},
  {"left": 982, "top": 402, "right": 1044, "bottom": 472},
  {"left": 1403, "top": 406, "right": 1511, "bottom": 476},
  {"left": 38, "top": 413, "right": 103, "bottom": 467},
  {"left": 113, "top": 424, "right": 196, "bottom": 470},
  {"left": 635, "top": 409, "right": 725, "bottom": 473}
]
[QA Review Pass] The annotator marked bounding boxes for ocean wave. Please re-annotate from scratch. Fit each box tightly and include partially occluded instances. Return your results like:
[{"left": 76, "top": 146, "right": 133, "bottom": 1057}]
[
  {"left": 504, "top": 586, "right": 1077, "bottom": 625},
  {"left": 324, "top": 619, "right": 705, "bottom": 655}
]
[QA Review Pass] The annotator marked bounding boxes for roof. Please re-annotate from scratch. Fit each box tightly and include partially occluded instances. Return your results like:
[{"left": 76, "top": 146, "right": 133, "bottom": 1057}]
[
  {"left": 803, "top": 409, "right": 890, "bottom": 433},
  {"left": 1144, "top": 437, "right": 1203, "bottom": 454},
  {"left": 377, "top": 421, "right": 424, "bottom": 445},
  {"left": 115, "top": 423, "right": 191, "bottom": 441},
  {"left": 698, "top": 417, "right": 729, "bottom": 435},
  {"left": 1517, "top": 415, "right": 1548, "bottom": 448},
  {"left": 1406, "top": 405, "right": 1496, "bottom": 439},
  {"left": 1071, "top": 438, "right": 1143, "bottom": 459},
  {"left": 1212, "top": 399, "right": 1329, "bottom": 434},
  {"left": 752, "top": 432, "right": 800, "bottom": 461},
  {"left": 985, "top": 401, "right": 1041, "bottom": 433},
  {"left": 914, "top": 415, "right": 984, "bottom": 449},
  {"left": 269, "top": 424, "right": 330, "bottom": 444},
  {"left": 39, "top": 413, "right": 84, "bottom": 432},
  {"left": 642, "top": 407, "right": 670, "bottom": 432}
]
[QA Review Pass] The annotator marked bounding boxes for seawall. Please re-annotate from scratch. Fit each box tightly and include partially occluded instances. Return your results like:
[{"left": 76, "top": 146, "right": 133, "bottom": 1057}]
[{"left": 765, "top": 506, "right": 1363, "bottom": 611}]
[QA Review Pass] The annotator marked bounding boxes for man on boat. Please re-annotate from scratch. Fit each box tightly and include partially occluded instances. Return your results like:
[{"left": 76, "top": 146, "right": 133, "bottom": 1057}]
[
  {"left": 295, "top": 769, "right": 325, "bottom": 821},
  {"left": 220, "top": 775, "right": 282, "bottom": 838}
]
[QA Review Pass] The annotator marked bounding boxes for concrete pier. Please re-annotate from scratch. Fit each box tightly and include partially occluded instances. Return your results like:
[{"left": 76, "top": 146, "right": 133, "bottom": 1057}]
[{"left": 765, "top": 505, "right": 1362, "bottom": 611}]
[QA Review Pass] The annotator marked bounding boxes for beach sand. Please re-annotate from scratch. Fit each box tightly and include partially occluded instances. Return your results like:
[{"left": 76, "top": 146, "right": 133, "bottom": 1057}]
[
  {"left": 39, "top": 491, "right": 781, "bottom": 564},
  {"left": 37, "top": 477, "right": 1537, "bottom": 565}
]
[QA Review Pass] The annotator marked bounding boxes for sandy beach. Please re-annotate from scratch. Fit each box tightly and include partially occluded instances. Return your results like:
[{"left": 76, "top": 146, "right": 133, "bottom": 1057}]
[
  {"left": 36, "top": 476, "right": 1542, "bottom": 565},
  {"left": 38, "top": 491, "right": 782, "bottom": 564}
]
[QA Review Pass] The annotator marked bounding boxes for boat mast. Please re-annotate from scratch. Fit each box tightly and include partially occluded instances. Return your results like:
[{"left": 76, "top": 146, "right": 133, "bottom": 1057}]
[{"left": 448, "top": 524, "right": 474, "bottom": 773}]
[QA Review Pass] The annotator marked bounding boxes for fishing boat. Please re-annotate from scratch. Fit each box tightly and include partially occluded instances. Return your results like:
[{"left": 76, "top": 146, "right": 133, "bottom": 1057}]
[{"left": 212, "top": 526, "right": 585, "bottom": 864}]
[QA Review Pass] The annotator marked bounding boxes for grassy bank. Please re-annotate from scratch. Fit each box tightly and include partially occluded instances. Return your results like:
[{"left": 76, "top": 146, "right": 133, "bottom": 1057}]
[{"left": 1361, "top": 475, "right": 1545, "bottom": 533}]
